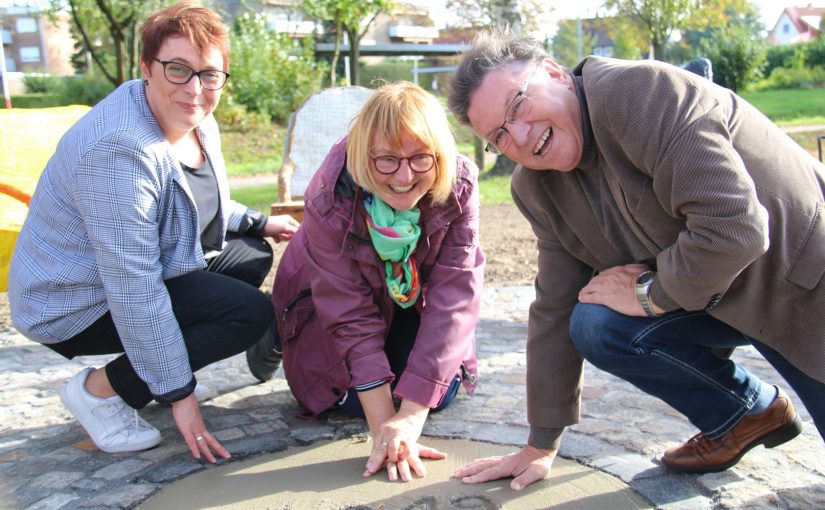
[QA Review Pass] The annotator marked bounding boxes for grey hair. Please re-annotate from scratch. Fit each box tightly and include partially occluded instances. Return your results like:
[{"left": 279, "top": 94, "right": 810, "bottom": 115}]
[{"left": 448, "top": 29, "right": 549, "bottom": 125}]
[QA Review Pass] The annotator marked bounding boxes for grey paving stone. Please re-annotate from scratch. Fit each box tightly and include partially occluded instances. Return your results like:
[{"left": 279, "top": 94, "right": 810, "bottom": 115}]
[
  {"left": 290, "top": 425, "right": 337, "bottom": 444},
  {"left": 136, "top": 456, "right": 205, "bottom": 484},
  {"left": 79, "top": 484, "right": 158, "bottom": 508},
  {"left": 30, "top": 470, "right": 85, "bottom": 489},
  {"left": 24, "top": 493, "right": 80, "bottom": 510},
  {"left": 220, "top": 434, "right": 289, "bottom": 458},
  {"left": 630, "top": 477, "right": 712, "bottom": 510},
  {"left": 590, "top": 453, "right": 664, "bottom": 483}
]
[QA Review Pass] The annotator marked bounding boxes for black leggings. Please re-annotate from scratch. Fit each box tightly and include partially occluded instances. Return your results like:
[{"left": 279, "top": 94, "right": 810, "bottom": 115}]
[{"left": 46, "top": 234, "right": 274, "bottom": 408}]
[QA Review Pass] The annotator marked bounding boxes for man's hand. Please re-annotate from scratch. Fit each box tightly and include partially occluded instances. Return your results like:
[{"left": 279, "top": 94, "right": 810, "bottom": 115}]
[
  {"left": 578, "top": 263, "right": 664, "bottom": 316},
  {"left": 453, "top": 445, "right": 557, "bottom": 491}
]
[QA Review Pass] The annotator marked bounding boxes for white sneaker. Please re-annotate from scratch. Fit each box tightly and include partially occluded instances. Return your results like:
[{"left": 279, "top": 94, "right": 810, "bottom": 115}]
[{"left": 59, "top": 367, "right": 161, "bottom": 453}]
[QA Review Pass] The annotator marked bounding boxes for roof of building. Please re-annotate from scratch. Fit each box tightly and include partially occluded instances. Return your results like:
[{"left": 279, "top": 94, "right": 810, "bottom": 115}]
[{"left": 772, "top": 5, "right": 825, "bottom": 34}]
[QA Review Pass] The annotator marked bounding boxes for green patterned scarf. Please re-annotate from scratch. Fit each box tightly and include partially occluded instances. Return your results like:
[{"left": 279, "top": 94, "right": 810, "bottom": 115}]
[{"left": 363, "top": 194, "right": 421, "bottom": 308}]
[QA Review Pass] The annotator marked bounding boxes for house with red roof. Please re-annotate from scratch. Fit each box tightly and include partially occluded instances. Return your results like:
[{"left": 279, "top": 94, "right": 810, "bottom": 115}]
[{"left": 768, "top": 4, "right": 825, "bottom": 45}]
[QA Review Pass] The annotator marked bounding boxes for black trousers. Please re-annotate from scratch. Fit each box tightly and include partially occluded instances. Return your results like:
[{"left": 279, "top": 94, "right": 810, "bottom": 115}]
[{"left": 47, "top": 233, "right": 274, "bottom": 408}]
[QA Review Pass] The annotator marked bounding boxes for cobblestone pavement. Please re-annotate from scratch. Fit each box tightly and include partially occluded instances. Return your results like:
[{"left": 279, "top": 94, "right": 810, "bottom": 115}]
[{"left": 1, "top": 286, "right": 823, "bottom": 510}]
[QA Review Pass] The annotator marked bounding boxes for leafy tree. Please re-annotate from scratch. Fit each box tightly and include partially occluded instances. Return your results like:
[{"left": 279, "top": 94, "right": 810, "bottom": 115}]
[
  {"left": 604, "top": 0, "right": 710, "bottom": 60},
  {"left": 445, "top": 0, "right": 552, "bottom": 35},
  {"left": 604, "top": 0, "right": 761, "bottom": 62},
  {"left": 699, "top": 27, "right": 765, "bottom": 91},
  {"left": 608, "top": 16, "right": 646, "bottom": 60},
  {"left": 228, "top": 12, "right": 326, "bottom": 123},
  {"left": 301, "top": 0, "right": 394, "bottom": 86},
  {"left": 51, "top": 0, "right": 173, "bottom": 86},
  {"left": 552, "top": 18, "right": 597, "bottom": 67}
]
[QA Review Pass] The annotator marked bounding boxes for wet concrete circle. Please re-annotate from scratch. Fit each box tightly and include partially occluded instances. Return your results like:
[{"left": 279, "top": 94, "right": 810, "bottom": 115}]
[{"left": 140, "top": 438, "right": 652, "bottom": 509}]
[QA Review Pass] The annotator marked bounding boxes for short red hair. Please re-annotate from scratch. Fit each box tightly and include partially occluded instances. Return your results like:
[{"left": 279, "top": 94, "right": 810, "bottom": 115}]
[{"left": 141, "top": 1, "right": 230, "bottom": 70}]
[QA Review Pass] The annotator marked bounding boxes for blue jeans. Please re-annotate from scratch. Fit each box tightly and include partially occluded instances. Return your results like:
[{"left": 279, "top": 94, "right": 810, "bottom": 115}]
[{"left": 570, "top": 303, "right": 825, "bottom": 441}]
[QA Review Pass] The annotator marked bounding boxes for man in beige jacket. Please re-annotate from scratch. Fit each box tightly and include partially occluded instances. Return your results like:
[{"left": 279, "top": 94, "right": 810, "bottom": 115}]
[{"left": 447, "top": 30, "right": 825, "bottom": 489}]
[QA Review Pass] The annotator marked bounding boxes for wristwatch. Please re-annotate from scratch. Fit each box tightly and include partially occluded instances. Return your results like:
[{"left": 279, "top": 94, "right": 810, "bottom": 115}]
[{"left": 635, "top": 270, "right": 662, "bottom": 318}]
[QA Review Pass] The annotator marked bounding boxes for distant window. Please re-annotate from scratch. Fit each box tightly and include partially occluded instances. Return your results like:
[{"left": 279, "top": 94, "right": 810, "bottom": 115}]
[
  {"left": 5, "top": 57, "right": 15, "bottom": 72},
  {"left": 593, "top": 47, "right": 603, "bottom": 56},
  {"left": 783, "top": 23, "right": 790, "bottom": 34},
  {"left": 19, "top": 46, "right": 41, "bottom": 63},
  {"left": 15, "top": 17, "right": 37, "bottom": 33},
  {"left": 603, "top": 46, "right": 613, "bottom": 58}
]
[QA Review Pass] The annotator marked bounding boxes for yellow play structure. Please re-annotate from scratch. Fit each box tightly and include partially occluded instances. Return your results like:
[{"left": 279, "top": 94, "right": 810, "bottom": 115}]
[{"left": 0, "top": 105, "right": 90, "bottom": 292}]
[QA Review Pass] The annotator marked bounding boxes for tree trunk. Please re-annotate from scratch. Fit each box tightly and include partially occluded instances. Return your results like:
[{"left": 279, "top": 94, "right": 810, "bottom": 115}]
[
  {"left": 652, "top": 36, "right": 666, "bottom": 61},
  {"left": 346, "top": 27, "right": 360, "bottom": 86},
  {"left": 129, "top": 20, "right": 139, "bottom": 80},
  {"left": 330, "top": 22, "right": 341, "bottom": 85},
  {"left": 489, "top": 155, "right": 517, "bottom": 175}
]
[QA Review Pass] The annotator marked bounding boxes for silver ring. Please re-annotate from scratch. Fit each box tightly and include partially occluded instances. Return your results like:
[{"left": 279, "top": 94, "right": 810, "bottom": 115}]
[{"left": 196, "top": 435, "right": 204, "bottom": 442}]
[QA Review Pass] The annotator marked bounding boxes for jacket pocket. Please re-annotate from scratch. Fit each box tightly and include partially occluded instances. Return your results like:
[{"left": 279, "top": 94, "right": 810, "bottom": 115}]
[
  {"left": 280, "top": 291, "right": 352, "bottom": 415},
  {"left": 280, "top": 288, "right": 313, "bottom": 340},
  {"left": 786, "top": 204, "right": 825, "bottom": 290}
]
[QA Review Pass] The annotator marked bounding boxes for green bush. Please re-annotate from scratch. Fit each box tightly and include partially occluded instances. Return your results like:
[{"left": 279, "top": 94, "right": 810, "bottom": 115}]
[
  {"left": 213, "top": 94, "right": 270, "bottom": 132},
  {"left": 227, "top": 12, "right": 326, "bottom": 124},
  {"left": 751, "top": 65, "right": 825, "bottom": 91},
  {"left": 23, "top": 74, "right": 63, "bottom": 94},
  {"left": 764, "top": 44, "right": 802, "bottom": 78},
  {"left": 804, "top": 36, "right": 825, "bottom": 68},
  {"left": 699, "top": 29, "right": 766, "bottom": 92},
  {"left": 57, "top": 74, "right": 115, "bottom": 105},
  {"left": 9, "top": 93, "right": 65, "bottom": 108}
]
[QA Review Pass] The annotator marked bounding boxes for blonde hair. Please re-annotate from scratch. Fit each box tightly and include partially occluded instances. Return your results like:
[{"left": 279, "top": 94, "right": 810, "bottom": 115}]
[{"left": 347, "top": 82, "right": 458, "bottom": 205}]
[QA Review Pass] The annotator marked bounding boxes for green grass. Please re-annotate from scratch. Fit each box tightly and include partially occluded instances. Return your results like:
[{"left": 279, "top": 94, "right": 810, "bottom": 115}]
[
  {"left": 740, "top": 88, "right": 825, "bottom": 124},
  {"left": 221, "top": 123, "right": 285, "bottom": 177},
  {"left": 230, "top": 183, "right": 280, "bottom": 213},
  {"left": 477, "top": 174, "right": 514, "bottom": 205}
]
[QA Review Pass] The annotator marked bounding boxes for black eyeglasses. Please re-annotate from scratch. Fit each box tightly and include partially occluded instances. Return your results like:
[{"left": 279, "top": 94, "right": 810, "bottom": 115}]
[
  {"left": 370, "top": 154, "right": 436, "bottom": 175},
  {"left": 154, "top": 59, "right": 230, "bottom": 90},
  {"left": 484, "top": 64, "right": 536, "bottom": 154}
]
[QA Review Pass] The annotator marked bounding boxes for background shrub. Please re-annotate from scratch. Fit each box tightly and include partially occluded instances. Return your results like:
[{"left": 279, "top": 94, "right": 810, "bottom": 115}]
[
  {"left": 227, "top": 13, "right": 326, "bottom": 124},
  {"left": 764, "top": 43, "right": 802, "bottom": 78},
  {"left": 700, "top": 28, "right": 766, "bottom": 92},
  {"left": 752, "top": 65, "right": 825, "bottom": 90},
  {"left": 23, "top": 74, "right": 63, "bottom": 94},
  {"left": 57, "top": 74, "right": 115, "bottom": 105}
]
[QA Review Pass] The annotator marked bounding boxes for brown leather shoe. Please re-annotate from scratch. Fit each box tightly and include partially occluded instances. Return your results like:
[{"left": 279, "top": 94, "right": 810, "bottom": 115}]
[{"left": 662, "top": 386, "right": 803, "bottom": 473}]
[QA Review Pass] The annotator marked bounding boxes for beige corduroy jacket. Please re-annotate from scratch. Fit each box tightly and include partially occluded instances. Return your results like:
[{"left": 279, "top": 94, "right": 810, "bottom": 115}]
[{"left": 512, "top": 57, "right": 825, "bottom": 448}]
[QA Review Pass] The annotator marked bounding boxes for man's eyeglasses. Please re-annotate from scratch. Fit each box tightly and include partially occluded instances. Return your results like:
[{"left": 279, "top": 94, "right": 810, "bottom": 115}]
[
  {"left": 370, "top": 154, "right": 436, "bottom": 175},
  {"left": 154, "top": 59, "right": 230, "bottom": 90},
  {"left": 484, "top": 64, "right": 537, "bottom": 155}
]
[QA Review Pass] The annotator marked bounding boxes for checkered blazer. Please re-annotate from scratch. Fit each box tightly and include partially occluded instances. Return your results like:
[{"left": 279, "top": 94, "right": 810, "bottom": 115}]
[{"left": 10, "top": 80, "right": 249, "bottom": 399}]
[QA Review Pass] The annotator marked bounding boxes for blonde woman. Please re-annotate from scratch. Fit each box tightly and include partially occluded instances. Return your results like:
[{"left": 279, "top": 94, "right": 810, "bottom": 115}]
[{"left": 262, "top": 82, "right": 485, "bottom": 482}]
